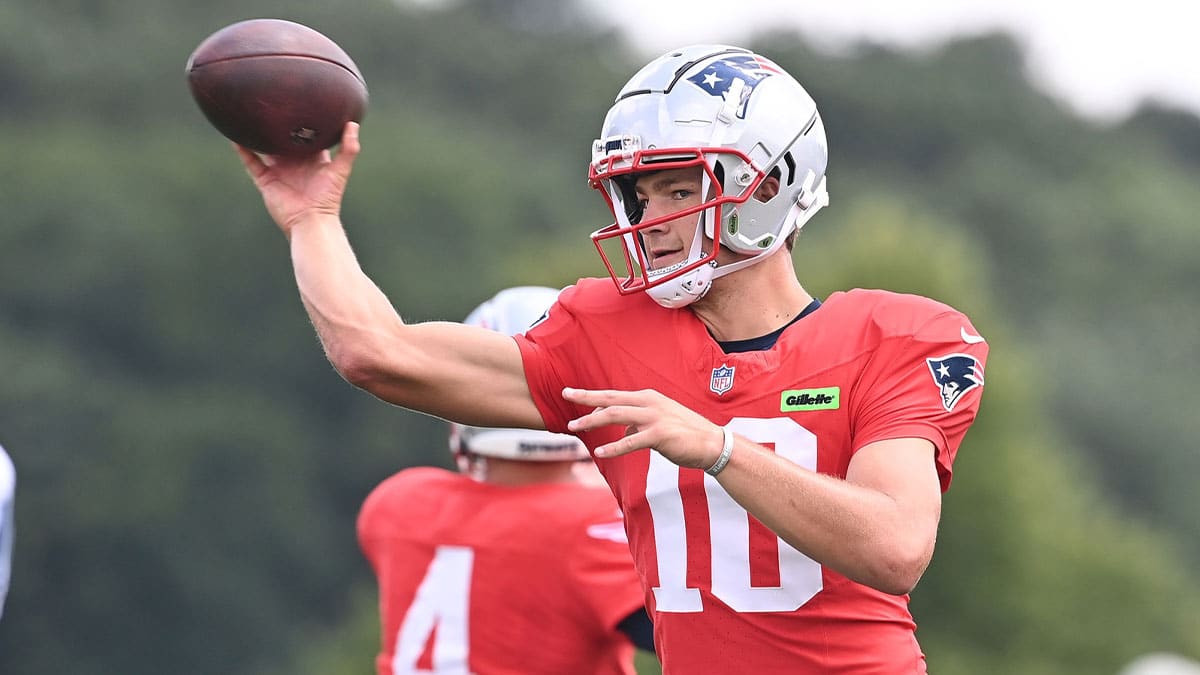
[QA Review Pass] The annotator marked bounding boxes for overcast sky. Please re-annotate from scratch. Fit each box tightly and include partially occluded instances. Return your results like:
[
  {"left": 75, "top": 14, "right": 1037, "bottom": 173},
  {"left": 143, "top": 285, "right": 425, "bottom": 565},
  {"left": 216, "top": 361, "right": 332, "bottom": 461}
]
[{"left": 583, "top": 0, "right": 1200, "bottom": 122}]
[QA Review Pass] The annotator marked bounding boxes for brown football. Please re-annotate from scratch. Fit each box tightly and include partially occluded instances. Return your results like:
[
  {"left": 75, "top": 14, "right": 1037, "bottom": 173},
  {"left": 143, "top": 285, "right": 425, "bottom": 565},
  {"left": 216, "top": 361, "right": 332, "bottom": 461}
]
[{"left": 185, "top": 19, "right": 367, "bottom": 156}]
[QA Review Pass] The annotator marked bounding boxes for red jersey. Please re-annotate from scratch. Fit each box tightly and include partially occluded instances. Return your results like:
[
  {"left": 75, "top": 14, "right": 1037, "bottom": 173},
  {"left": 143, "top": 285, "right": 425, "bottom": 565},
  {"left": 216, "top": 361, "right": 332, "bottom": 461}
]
[
  {"left": 516, "top": 279, "right": 988, "bottom": 674},
  {"left": 357, "top": 467, "right": 646, "bottom": 675}
]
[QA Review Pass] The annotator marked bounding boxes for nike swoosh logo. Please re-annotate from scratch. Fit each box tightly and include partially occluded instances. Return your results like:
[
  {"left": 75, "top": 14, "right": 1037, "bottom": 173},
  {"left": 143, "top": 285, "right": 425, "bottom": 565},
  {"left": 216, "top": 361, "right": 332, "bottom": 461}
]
[{"left": 961, "top": 327, "right": 986, "bottom": 344}]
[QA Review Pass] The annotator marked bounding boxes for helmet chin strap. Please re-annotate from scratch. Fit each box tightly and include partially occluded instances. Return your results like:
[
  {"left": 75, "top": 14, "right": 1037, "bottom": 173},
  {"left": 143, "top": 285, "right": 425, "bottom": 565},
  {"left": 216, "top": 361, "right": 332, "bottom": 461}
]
[{"left": 645, "top": 211, "right": 717, "bottom": 308}]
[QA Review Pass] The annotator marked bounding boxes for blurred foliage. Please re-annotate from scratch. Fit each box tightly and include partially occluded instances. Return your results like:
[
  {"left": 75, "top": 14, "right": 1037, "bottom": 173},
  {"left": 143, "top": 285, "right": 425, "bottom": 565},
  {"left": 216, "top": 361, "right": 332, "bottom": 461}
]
[{"left": 1, "top": 0, "right": 1197, "bottom": 674}]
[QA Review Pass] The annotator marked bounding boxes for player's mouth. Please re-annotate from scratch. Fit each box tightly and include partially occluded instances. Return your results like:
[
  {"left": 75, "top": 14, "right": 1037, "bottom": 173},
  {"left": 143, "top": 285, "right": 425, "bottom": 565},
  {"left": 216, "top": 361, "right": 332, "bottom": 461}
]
[{"left": 648, "top": 247, "right": 683, "bottom": 269}]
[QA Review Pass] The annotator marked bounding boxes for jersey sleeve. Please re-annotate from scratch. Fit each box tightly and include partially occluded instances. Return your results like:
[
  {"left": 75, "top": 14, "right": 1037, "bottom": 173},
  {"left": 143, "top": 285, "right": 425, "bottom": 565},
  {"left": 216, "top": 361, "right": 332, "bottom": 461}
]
[
  {"left": 564, "top": 494, "right": 646, "bottom": 634},
  {"left": 515, "top": 285, "right": 585, "bottom": 434},
  {"left": 849, "top": 309, "right": 988, "bottom": 492}
]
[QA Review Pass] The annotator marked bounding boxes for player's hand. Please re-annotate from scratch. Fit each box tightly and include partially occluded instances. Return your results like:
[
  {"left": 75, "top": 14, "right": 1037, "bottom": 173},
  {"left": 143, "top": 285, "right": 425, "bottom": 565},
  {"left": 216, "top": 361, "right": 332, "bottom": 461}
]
[
  {"left": 235, "top": 121, "right": 361, "bottom": 237},
  {"left": 563, "top": 387, "right": 725, "bottom": 470}
]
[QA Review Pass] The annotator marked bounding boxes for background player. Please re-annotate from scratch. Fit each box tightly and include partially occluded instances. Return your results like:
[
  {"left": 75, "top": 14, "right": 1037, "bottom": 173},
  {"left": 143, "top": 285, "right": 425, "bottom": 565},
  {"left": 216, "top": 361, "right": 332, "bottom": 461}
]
[
  {"left": 0, "top": 444, "right": 14, "bottom": 621},
  {"left": 357, "top": 286, "right": 652, "bottom": 675},
  {"left": 239, "top": 44, "right": 987, "bottom": 673}
]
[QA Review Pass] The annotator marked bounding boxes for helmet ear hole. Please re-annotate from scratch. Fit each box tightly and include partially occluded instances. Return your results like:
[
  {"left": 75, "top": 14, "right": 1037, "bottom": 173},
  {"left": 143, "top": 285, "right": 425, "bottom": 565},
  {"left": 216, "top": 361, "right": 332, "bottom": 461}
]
[
  {"left": 782, "top": 152, "right": 796, "bottom": 186},
  {"left": 754, "top": 170, "right": 782, "bottom": 204}
]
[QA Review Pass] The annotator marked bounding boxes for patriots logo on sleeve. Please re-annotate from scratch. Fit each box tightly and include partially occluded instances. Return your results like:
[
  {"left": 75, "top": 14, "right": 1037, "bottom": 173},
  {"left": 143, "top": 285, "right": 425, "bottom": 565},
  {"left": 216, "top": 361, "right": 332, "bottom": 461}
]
[
  {"left": 926, "top": 354, "right": 985, "bottom": 412},
  {"left": 687, "top": 55, "right": 779, "bottom": 117}
]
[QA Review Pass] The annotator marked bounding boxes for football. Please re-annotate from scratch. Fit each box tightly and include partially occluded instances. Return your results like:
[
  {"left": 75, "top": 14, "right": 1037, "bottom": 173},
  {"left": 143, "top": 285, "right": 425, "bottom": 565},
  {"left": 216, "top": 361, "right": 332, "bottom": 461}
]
[{"left": 185, "top": 19, "right": 367, "bottom": 156}]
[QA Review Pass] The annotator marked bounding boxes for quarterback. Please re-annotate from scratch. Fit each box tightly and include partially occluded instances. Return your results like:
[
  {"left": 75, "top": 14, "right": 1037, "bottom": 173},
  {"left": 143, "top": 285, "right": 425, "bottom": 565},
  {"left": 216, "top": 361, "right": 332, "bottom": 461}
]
[{"left": 238, "top": 44, "right": 987, "bottom": 673}]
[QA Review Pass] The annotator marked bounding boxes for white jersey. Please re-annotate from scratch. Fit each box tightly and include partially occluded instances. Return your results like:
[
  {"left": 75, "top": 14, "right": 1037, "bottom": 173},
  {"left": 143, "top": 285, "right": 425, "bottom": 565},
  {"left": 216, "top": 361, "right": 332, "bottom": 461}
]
[{"left": 0, "top": 444, "right": 14, "bottom": 620}]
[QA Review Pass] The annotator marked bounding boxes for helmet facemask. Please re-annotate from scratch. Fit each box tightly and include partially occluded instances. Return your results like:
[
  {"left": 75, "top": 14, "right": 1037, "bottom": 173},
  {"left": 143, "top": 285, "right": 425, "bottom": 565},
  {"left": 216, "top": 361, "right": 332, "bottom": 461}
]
[{"left": 589, "top": 147, "right": 760, "bottom": 308}]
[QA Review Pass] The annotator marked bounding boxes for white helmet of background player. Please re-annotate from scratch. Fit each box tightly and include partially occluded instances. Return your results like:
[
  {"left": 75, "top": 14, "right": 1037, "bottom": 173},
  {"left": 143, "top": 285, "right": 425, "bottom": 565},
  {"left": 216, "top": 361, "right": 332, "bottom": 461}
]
[
  {"left": 0, "top": 445, "right": 14, "bottom": 621},
  {"left": 588, "top": 44, "right": 829, "bottom": 308},
  {"left": 449, "top": 287, "right": 589, "bottom": 468}
]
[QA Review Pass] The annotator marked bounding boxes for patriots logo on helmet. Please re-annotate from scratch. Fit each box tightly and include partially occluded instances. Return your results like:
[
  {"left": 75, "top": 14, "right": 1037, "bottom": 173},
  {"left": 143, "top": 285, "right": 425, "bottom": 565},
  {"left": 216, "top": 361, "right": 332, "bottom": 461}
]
[
  {"left": 926, "top": 354, "right": 985, "bottom": 412},
  {"left": 687, "top": 55, "right": 779, "bottom": 117}
]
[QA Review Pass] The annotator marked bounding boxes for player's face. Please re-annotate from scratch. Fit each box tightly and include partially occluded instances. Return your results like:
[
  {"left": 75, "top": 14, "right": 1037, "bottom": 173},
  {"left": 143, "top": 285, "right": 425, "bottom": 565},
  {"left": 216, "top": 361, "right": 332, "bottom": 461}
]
[{"left": 633, "top": 166, "right": 707, "bottom": 270}]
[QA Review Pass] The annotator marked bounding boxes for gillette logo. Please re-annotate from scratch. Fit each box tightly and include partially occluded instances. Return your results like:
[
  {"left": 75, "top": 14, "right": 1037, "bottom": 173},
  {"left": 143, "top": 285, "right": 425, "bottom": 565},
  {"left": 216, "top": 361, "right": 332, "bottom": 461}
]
[{"left": 780, "top": 387, "right": 840, "bottom": 412}]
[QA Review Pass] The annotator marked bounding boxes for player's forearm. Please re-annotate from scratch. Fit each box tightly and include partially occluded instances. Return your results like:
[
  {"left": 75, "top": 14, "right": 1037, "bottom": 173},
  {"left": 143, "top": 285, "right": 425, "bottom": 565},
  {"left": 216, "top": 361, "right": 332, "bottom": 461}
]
[
  {"left": 716, "top": 440, "right": 934, "bottom": 595},
  {"left": 287, "top": 221, "right": 544, "bottom": 428}
]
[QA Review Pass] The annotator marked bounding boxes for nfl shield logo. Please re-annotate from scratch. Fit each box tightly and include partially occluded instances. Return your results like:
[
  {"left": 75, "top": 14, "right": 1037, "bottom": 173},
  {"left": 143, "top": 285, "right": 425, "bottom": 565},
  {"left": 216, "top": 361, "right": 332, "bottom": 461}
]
[{"left": 710, "top": 364, "right": 736, "bottom": 396}]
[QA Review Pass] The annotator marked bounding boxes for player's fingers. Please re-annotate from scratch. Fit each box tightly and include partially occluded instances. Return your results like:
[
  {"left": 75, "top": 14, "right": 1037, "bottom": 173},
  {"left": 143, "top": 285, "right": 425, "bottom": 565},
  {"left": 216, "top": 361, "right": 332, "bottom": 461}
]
[
  {"left": 235, "top": 143, "right": 268, "bottom": 176},
  {"left": 566, "top": 403, "right": 647, "bottom": 433},
  {"left": 593, "top": 428, "right": 653, "bottom": 458},
  {"left": 562, "top": 387, "right": 640, "bottom": 408},
  {"left": 333, "top": 122, "right": 361, "bottom": 166}
]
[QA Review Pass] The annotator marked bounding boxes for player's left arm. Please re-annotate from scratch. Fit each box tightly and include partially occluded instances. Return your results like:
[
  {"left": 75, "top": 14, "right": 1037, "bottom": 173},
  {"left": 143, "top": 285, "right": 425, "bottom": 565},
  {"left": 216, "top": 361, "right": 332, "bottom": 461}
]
[
  {"left": 707, "top": 433, "right": 942, "bottom": 596},
  {"left": 565, "top": 390, "right": 940, "bottom": 595}
]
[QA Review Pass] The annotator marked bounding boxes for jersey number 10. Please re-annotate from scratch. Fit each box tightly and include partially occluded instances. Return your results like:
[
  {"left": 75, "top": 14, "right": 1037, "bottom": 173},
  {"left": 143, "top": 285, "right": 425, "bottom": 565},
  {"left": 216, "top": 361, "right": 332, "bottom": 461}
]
[{"left": 646, "top": 416, "right": 824, "bottom": 613}]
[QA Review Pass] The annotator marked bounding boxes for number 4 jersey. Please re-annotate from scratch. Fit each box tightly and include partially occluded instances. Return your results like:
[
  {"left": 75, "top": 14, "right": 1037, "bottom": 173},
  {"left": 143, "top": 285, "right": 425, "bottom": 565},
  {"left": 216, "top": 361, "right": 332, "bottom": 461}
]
[
  {"left": 358, "top": 467, "right": 647, "bottom": 675},
  {"left": 516, "top": 279, "right": 988, "bottom": 674}
]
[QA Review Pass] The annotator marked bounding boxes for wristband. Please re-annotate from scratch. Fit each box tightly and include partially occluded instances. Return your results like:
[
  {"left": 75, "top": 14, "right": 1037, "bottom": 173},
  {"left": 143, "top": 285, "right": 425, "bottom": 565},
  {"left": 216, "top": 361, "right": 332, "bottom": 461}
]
[{"left": 705, "top": 426, "right": 734, "bottom": 476}]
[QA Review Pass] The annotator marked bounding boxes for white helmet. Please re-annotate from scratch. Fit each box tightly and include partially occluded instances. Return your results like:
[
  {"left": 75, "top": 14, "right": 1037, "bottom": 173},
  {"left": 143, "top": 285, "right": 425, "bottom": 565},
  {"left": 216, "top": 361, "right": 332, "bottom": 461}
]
[
  {"left": 588, "top": 45, "right": 830, "bottom": 308},
  {"left": 449, "top": 287, "right": 589, "bottom": 463}
]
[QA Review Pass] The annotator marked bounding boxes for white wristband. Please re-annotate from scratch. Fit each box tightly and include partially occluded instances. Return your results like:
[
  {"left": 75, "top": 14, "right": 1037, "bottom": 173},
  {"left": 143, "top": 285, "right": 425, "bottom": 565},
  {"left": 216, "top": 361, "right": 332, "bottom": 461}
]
[{"left": 705, "top": 426, "right": 734, "bottom": 476}]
